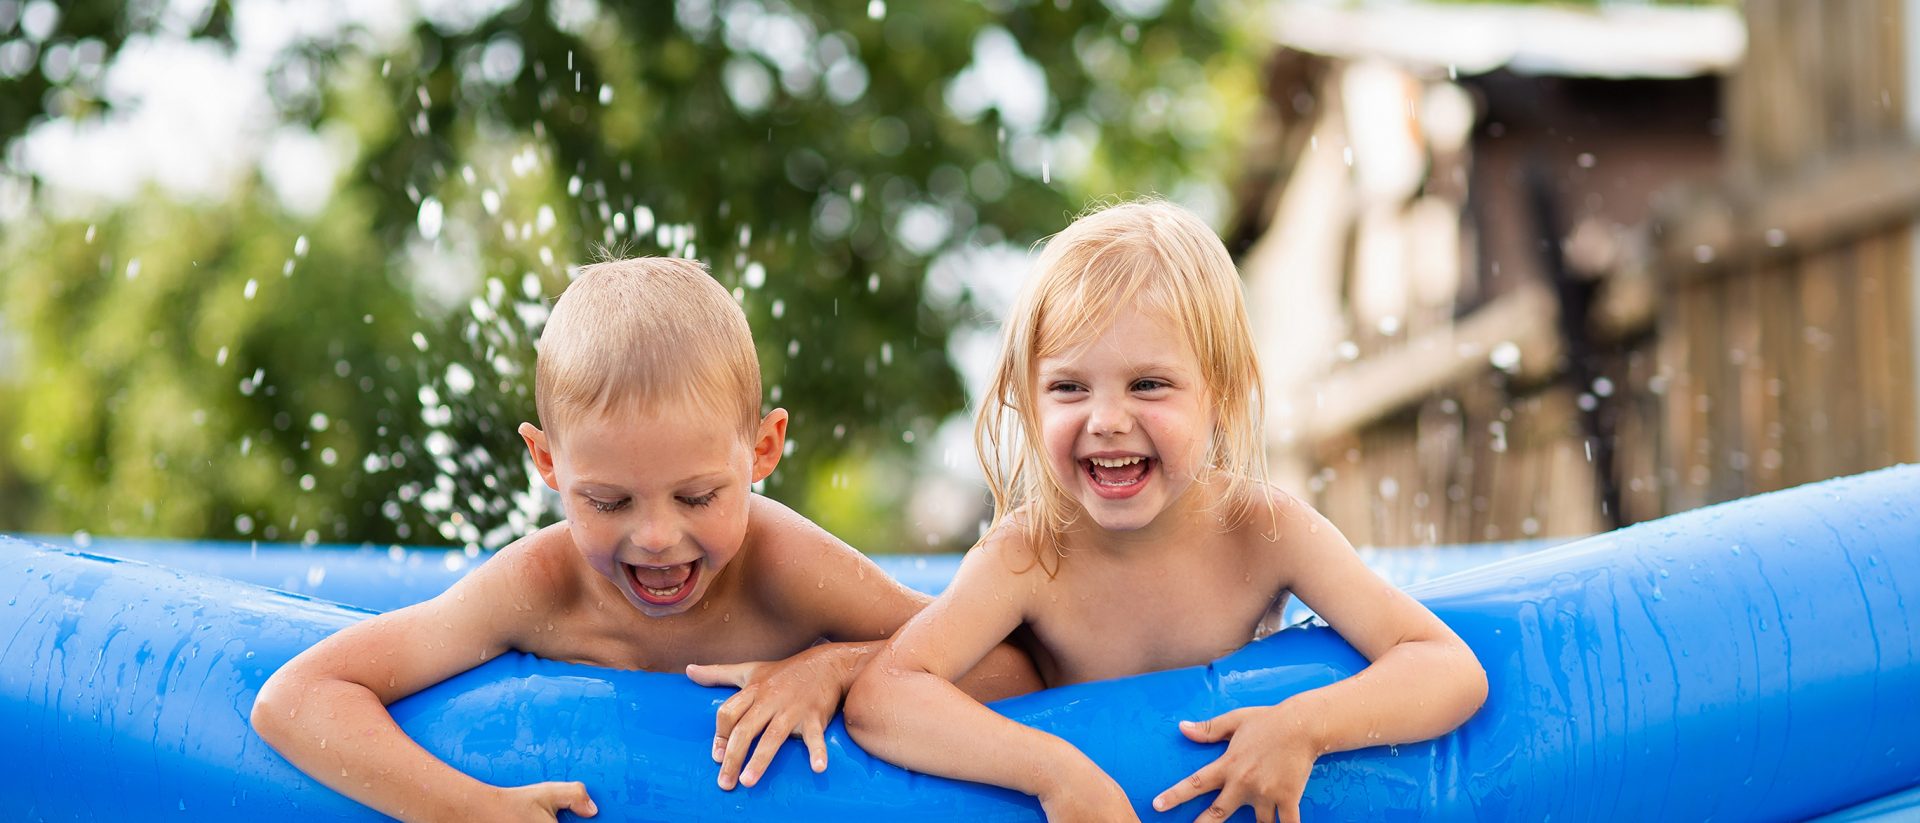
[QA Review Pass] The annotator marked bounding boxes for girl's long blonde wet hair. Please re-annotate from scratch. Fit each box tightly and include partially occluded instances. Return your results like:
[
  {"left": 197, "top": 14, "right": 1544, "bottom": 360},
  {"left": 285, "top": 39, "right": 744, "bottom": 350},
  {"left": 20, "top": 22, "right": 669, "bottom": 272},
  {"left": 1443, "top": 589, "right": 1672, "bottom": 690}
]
[{"left": 975, "top": 198, "right": 1271, "bottom": 569}]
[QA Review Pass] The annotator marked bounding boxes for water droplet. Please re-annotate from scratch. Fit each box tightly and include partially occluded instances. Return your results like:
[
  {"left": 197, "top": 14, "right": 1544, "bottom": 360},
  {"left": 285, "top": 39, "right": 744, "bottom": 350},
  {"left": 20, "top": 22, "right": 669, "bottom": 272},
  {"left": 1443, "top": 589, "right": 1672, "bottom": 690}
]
[{"left": 417, "top": 197, "right": 444, "bottom": 240}]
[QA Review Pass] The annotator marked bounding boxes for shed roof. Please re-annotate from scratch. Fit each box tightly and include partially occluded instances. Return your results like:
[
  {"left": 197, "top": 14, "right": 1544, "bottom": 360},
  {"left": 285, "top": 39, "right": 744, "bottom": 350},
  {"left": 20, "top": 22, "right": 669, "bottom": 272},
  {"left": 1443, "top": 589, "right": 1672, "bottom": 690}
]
[{"left": 1272, "top": 2, "right": 1745, "bottom": 79}]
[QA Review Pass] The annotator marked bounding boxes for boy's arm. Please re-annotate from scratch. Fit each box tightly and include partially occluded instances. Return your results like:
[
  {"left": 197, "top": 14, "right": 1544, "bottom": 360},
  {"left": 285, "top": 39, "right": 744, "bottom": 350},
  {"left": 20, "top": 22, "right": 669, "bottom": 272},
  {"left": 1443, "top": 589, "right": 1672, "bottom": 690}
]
[
  {"left": 844, "top": 537, "right": 1138, "bottom": 822},
  {"left": 1152, "top": 499, "right": 1487, "bottom": 821},
  {"left": 251, "top": 537, "right": 597, "bottom": 822}
]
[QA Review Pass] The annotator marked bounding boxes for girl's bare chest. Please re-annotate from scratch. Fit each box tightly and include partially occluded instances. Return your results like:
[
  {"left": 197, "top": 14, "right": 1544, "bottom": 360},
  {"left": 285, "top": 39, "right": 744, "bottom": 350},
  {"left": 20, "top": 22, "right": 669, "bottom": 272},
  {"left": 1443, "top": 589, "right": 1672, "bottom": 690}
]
[{"left": 1026, "top": 569, "right": 1281, "bottom": 685}]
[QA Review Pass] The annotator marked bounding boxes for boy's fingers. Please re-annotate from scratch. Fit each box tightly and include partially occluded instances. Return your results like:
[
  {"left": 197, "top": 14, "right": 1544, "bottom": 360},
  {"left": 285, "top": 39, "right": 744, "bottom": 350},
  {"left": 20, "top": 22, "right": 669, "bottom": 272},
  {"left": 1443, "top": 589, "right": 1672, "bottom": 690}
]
[
  {"left": 687, "top": 662, "right": 755, "bottom": 688},
  {"left": 1153, "top": 759, "right": 1224, "bottom": 812},
  {"left": 801, "top": 724, "right": 828, "bottom": 773},
  {"left": 739, "top": 719, "right": 794, "bottom": 787},
  {"left": 714, "top": 690, "right": 753, "bottom": 743},
  {"left": 561, "top": 782, "right": 597, "bottom": 818},
  {"left": 718, "top": 708, "right": 769, "bottom": 790}
]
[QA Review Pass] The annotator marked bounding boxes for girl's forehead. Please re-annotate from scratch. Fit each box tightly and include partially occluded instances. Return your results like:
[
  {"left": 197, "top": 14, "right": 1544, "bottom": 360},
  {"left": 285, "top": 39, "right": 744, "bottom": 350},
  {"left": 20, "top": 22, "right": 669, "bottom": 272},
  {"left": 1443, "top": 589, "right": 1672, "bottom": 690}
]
[{"left": 1036, "top": 308, "right": 1198, "bottom": 371}]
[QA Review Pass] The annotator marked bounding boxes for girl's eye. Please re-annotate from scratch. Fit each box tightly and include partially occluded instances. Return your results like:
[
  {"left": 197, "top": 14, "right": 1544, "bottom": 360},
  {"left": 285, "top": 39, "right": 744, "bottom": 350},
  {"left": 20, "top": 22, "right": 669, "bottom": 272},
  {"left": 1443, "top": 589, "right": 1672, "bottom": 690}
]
[
  {"left": 1047, "top": 382, "right": 1086, "bottom": 394},
  {"left": 1132, "top": 379, "right": 1170, "bottom": 392},
  {"left": 678, "top": 491, "right": 718, "bottom": 508},
  {"left": 585, "top": 497, "right": 629, "bottom": 514}
]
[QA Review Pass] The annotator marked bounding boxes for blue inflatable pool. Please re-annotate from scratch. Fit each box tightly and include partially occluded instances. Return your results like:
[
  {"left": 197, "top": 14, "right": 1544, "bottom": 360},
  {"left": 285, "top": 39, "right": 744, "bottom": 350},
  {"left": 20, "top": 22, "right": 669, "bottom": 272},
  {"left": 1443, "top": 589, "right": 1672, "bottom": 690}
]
[{"left": 3, "top": 466, "right": 1918, "bottom": 820}]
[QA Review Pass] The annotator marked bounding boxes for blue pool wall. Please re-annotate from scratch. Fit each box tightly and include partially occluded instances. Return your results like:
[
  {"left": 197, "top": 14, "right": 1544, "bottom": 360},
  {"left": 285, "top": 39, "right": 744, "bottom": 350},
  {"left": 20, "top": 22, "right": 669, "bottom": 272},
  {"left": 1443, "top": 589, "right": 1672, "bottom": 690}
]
[{"left": 2, "top": 465, "right": 1918, "bottom": 820}]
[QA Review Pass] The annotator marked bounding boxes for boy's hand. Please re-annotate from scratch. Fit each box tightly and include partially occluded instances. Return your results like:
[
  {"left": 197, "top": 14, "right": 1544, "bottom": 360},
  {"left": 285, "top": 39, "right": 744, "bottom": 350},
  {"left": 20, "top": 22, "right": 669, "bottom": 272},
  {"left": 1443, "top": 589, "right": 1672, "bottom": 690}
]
[
  {"left": 1035, "top": 759, "right": 1140, "bottom": 823},
  {"left": 687, "top": 645, "right": 855, "bottom": 791},
  {"left": 493, "top": 782, "right": 597, "bottom": 821},
  {"left": 1151, "top": 705, "right": 1318, "bottom": 823}
]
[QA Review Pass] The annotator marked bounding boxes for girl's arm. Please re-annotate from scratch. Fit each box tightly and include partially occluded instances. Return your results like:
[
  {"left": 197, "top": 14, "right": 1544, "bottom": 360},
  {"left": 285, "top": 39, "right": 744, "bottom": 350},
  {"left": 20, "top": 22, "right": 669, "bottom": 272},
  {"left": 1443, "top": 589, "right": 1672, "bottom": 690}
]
[
  {"left": 844, "top": 535, "right": 1137, "bottom": 822},
  {"left": 251, "top": 535, "right": 596, "bottom": 823},
  {"left": 690, "top": 501, "right": 1042, "bottom": 791},
  {"left": 1153, "top": 500, "right": 1487, "bottom": 822}
]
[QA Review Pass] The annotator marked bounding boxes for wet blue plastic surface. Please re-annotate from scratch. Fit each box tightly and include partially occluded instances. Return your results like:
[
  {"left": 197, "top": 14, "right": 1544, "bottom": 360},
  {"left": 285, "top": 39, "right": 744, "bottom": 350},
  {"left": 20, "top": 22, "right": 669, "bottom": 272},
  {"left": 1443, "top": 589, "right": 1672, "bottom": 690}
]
[{"left": 3, "top": 466, "right": 1918, "bottom": 820}]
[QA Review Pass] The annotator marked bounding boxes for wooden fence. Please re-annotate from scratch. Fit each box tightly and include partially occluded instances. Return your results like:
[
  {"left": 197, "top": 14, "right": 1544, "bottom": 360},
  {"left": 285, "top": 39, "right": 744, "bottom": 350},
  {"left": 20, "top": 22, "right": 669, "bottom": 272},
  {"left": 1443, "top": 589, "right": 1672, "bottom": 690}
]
[{"left": 1243, "top": 2, "right": 1919, "bottom": 547}]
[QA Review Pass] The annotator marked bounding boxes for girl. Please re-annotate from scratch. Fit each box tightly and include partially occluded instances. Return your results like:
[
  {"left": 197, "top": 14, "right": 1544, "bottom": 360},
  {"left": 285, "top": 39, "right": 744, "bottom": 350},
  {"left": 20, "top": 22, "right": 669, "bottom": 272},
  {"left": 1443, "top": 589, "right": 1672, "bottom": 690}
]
[{"left": 845, "top": 199, "right": 1487, "bottom": 823}]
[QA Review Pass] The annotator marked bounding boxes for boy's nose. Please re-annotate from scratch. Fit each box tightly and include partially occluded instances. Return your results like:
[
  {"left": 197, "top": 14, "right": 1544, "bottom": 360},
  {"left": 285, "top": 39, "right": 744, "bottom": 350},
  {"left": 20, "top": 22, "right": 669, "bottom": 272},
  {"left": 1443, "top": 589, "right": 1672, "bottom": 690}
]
[{"left": 630, "top": 518, "right": 681, "bottom": 553}]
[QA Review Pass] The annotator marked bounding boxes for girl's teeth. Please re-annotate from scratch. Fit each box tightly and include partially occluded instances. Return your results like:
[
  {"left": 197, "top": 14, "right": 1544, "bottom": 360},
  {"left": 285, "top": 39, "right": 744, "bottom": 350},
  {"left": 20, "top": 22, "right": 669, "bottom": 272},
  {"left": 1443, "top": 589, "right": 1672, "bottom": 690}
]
[{"left": 1088, "top": 456, "right": 1143, "bottom": 468}]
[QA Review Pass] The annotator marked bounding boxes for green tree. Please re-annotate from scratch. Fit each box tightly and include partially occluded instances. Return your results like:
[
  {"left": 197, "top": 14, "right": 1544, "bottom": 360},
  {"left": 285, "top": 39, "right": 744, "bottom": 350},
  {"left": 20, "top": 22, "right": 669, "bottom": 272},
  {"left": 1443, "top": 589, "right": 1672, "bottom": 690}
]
[{"left": 0, "top": 0, "right": 1261, "bottom": 551}]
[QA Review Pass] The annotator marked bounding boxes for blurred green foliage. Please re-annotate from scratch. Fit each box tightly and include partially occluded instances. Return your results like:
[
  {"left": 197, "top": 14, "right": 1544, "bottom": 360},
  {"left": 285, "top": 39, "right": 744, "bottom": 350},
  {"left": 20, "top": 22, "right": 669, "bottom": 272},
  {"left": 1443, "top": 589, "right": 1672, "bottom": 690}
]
[{"left": 0, "top": 0, "right": 1262, "bottom": 551}]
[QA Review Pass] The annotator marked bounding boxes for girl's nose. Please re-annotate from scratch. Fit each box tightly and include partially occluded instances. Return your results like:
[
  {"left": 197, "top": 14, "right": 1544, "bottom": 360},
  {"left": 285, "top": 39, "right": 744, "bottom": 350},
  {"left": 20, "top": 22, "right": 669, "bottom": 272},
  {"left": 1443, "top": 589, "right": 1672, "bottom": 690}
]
[{"left": 1086, "top": 397, "right": 1132, "bottom": 436}]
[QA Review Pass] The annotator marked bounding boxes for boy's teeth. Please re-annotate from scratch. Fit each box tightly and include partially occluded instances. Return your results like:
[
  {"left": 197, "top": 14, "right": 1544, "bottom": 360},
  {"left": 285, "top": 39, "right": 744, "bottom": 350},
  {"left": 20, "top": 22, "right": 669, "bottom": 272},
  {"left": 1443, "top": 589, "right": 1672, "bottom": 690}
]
[{"left": 1088, "top": 456, "right": 1144, "bottom": 468}]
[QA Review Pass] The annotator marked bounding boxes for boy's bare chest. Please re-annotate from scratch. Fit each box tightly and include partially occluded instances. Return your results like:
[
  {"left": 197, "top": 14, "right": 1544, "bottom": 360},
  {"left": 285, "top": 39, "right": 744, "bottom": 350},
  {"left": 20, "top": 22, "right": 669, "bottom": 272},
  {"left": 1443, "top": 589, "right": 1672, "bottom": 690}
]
[
  {"left": 521, "top": 596, "right": 816, "bottom": 673},
  {"left": 1025, "top": 561, "right": 1284, "bottom": 686}
]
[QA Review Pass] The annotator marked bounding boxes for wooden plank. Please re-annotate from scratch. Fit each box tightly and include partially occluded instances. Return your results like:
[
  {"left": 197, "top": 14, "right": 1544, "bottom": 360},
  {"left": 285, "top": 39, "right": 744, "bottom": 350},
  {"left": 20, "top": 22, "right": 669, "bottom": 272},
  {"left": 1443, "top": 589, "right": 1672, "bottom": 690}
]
[
  {"left": 1880, "top": 226, "right": 1918, "bottom": 462},
  {"left": 1302, "top": 282, "right": 1559, "bottom": 442},
  {"left": 1751, "top": 261, "right": 1791, "bottom": 492},
  {"left": 1661, "top": 282, "right": 1700, "bottom": 512},
  {"left": 1856, "top": 231, "right": 1894, "bottom": 465},
  {"left": 1828, "top": 242, "right": 1866, "bottom": 475},
  {"left": 1657, "top": 145, "right": 1920, "bottom": 280},
  {"left": 1729, "top": 263, "right": 1765, "bottom": 493}
]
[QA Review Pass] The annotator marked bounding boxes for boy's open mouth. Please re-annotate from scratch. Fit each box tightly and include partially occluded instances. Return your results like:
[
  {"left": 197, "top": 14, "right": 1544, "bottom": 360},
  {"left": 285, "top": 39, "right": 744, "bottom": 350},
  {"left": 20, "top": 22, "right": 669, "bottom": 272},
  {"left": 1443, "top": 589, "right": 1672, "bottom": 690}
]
[
  {"left": 626, "top": 560, "right": 700, "bottom": 606},
  {"left": 1082, "top": 455, "right": 1152, "bottom": 493}
]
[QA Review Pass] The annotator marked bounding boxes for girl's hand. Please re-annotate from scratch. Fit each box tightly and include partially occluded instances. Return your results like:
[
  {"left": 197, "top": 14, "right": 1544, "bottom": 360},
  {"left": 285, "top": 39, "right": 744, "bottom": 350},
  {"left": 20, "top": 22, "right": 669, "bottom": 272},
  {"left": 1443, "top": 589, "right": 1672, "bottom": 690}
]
[
  {"left": 491, "top": 782, "right": 597, "bottom": 821},
  {"left": 687, "top": 647, "right": 851, "bottom": 790},
  {"left": 1036, "top": 761, "right": 1140, "bottom": 823},
  {"left": 1152, "top": 706, "right": 1319, "bottom": 823}
]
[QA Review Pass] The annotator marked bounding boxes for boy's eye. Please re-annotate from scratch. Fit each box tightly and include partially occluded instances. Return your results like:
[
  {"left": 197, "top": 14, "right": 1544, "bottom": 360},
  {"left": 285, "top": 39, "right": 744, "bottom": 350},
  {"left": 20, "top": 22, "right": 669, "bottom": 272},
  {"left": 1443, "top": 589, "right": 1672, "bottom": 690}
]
[
  {"left": 678, "top": 491, "right": 718, "bottom": 508},
  {"left": 585, "top": 496, "right": 629, "bottom": 514}
]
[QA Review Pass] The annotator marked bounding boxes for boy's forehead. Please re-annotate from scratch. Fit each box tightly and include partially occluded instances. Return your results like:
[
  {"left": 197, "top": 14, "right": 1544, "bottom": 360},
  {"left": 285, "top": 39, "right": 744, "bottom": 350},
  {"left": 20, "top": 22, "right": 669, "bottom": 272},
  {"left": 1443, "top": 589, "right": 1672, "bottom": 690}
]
[{"left": 555, "top": 399, "right": 751, "bottom": 453}]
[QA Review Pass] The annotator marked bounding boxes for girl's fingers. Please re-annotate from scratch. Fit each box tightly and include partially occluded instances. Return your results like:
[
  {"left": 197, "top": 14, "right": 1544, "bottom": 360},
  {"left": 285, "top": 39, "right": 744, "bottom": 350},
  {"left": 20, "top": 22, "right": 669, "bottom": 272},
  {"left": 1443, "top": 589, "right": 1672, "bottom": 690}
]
[
  {"left": 1152, "top": 758, "right": 1224, "bottom": 812},
  {"left": 1193, "top": 783, "right": 1245, "bottom": 823}
]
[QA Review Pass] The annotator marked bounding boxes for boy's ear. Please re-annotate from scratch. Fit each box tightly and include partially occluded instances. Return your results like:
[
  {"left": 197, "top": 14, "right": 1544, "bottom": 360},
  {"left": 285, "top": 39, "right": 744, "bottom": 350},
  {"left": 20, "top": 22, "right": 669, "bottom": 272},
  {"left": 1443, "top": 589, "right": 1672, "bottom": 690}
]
[
  {"left": 750, "top": 408, "right": 789, "bottom": 483},
  {"left": 519, "top": 422, "right": 561, "bottom": 492}
]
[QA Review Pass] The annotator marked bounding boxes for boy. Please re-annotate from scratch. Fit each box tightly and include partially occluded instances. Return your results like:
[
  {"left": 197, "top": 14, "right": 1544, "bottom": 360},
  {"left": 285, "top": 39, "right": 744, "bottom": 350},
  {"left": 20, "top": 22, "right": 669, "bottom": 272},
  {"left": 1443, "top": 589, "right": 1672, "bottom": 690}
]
[{"left": 253, "top": 257, "right": 1036, "bottom": 821}]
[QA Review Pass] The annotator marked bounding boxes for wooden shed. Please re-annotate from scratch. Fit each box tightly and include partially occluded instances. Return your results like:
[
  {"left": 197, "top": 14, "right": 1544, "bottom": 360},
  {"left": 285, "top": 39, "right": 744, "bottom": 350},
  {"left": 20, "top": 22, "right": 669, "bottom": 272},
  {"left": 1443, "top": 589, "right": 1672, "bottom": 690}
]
[{"left": 1233, "top": 1, "right": 1920, "bottom": 547}]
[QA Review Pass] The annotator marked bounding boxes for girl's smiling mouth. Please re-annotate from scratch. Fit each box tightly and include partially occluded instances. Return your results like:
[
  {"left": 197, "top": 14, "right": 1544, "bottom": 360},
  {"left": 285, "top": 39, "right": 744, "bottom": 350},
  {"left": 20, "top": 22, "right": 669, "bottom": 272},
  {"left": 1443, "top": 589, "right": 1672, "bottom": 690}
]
[
  {"left": 626, "top": 560, "right": 701, "bottom": 606},
  {"left": 1082, "top": 454, "right": 1153, "bottom": 499}
]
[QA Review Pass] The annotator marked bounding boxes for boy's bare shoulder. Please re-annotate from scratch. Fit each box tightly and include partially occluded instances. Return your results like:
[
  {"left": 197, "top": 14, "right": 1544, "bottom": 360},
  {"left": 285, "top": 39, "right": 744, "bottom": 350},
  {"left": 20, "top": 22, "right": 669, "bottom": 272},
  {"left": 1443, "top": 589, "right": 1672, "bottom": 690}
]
[
  {"left": 738, "top": 494, "right": 850, "bottom": 569},
  {"left": 462, "top": 523, "right": 593, "bottom": 616},
  {"left": 736, "top": 494, "right": 926, "bottom": 639}
]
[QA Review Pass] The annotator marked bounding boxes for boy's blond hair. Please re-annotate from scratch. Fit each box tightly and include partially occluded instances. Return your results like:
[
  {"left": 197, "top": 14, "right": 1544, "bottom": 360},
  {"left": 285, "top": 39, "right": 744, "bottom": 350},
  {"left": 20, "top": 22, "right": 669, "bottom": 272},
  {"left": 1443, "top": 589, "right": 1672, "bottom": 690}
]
[
  {"left": 975, "top": 198, "right": 1270, "bottom": 566},
  {"left": 535, "top": 257, "right": 762, "bottom": 443}
]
